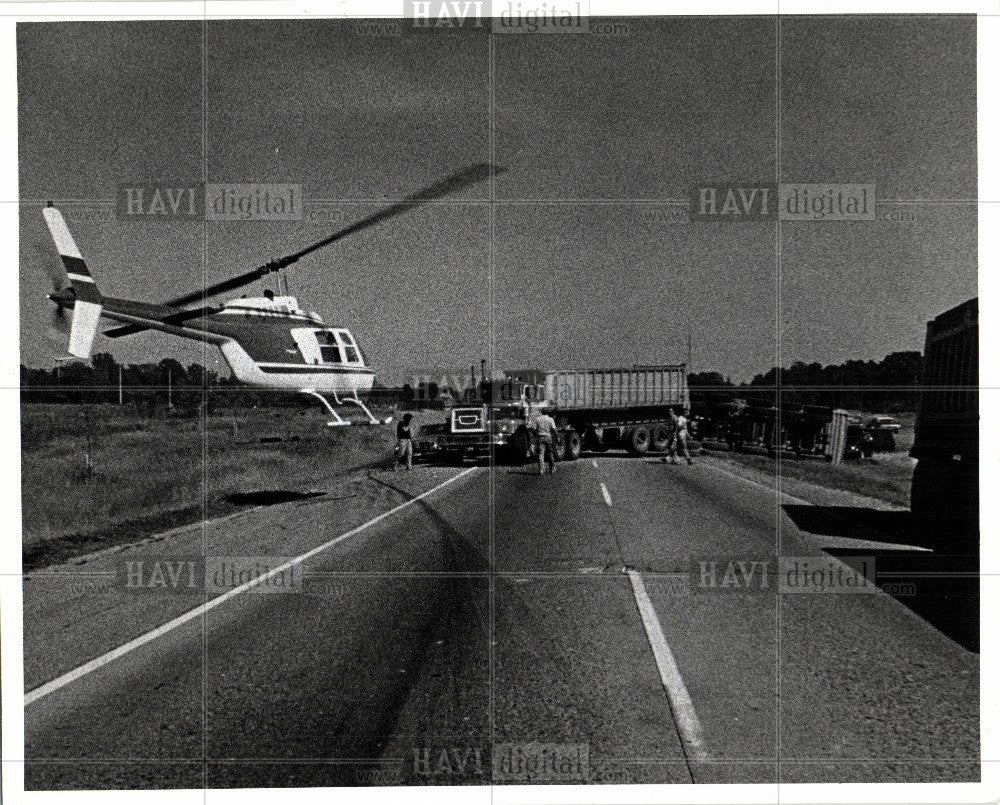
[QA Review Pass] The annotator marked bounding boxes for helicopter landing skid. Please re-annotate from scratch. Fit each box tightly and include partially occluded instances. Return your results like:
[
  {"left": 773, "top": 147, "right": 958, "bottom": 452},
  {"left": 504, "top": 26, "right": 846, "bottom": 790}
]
[{"left": 300, "top": 388, "right": 390, "bottom": 427}]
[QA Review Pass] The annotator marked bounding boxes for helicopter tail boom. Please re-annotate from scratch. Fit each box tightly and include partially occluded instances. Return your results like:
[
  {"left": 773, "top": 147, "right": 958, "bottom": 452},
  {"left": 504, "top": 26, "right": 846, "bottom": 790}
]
[{"left": 43, "top": 206, "right": 104, "bottom": 358}]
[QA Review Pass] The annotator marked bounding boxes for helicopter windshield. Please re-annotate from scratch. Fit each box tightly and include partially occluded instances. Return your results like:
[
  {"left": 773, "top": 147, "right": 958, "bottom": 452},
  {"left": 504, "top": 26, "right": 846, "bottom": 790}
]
[
  {"left": 291, "top": 327, "right": 364, "bottom": 366},
  {"left": 336, "top": 330, "right": 361, "bottom": 364},
  {"left": 316, "top": 331, "right": 342, "bottom": 363}
]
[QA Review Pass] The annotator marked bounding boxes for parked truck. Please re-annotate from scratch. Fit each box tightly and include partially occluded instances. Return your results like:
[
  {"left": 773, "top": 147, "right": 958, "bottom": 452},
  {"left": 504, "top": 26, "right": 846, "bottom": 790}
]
[
  {"left": 414, "top": 365, "right": 690, "bottom": 463},
  {"left": 909, "top": 298, "right": 978, "bottom": 539}
]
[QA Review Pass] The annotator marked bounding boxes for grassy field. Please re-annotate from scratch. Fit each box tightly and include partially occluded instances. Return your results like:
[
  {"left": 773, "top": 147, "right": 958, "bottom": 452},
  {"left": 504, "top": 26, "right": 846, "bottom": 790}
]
[{"left": 21, "top": 403, "right": 409, "bottom": 569}]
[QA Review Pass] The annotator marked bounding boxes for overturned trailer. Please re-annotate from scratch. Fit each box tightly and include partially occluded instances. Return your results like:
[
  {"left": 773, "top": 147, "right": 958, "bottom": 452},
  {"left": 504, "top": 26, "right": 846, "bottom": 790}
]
[{"left": 695, "top": 398, "right": 869, "bottom": 459}]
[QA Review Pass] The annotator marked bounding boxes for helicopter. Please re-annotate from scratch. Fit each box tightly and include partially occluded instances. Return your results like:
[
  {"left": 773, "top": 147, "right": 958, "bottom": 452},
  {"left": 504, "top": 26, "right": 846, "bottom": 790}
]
[{"left": 40, "top": 164, "right": 496, "bottom": 426}]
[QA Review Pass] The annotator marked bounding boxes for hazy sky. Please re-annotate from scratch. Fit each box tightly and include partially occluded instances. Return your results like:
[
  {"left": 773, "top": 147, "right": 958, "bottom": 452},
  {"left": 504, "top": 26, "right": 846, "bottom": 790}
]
[{"left": 18, "top": 16, "right": 977, "bottom": 384}]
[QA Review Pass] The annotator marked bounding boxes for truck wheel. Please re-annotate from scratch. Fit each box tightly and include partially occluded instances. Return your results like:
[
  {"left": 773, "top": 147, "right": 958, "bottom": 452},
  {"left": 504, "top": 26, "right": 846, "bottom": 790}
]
[
  {"left": 553, "top": 431, "right": 566, "bottom": 462},
  {"left": 562, "top": 429, "right": 582, "bottom": 461},
  {"left": 651, "top": 424, "right": 671, "bottom": 452},
  {"left": 627, "top": 426, "right": 651, "bottom": 455}
]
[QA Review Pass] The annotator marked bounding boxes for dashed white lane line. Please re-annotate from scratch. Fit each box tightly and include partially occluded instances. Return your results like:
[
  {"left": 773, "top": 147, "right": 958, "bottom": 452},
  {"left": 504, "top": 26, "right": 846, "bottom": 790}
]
[
  {"left": 591, "top": 459, "right": 599, "bottom": 468},
  {"left": 627, "top": 569, "right": 709, "bottom": 764},
  {"left": 24, "top": 467, "right": 480, "bottom": 707},
  {"left": 600, "top": 482, "right": 613, "bottom": 506}
]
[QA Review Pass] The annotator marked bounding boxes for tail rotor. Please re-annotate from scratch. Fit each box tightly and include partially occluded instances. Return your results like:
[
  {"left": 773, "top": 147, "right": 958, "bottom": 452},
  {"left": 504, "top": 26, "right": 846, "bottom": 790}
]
[{"left": 42, "top": 206, "right": 103, "bottom": 359}]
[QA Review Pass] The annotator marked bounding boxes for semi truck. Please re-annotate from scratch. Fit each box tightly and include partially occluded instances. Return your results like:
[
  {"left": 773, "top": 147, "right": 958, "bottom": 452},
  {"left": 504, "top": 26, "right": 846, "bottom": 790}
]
[
  {"left": 414, "top": 365, "right": 690, "bottom": 463},
  {"left": 909, "top": 298, "right": 978, "bottom": 540}
]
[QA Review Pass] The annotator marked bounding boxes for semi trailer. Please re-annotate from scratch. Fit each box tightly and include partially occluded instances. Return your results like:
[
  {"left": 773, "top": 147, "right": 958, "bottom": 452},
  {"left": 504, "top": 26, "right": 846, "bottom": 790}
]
[
  {"left": 414, "top": 365, "right": 690, "bottom": 463},
  {"left": 909, "top": 298, "right": 978, "bottom": 541}
]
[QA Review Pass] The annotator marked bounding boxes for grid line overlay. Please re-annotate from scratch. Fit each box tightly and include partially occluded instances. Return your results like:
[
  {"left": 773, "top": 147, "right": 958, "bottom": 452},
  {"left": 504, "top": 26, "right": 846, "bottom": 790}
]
[{"left": 200, "top": 9, "right": 209, "bottom": 798}]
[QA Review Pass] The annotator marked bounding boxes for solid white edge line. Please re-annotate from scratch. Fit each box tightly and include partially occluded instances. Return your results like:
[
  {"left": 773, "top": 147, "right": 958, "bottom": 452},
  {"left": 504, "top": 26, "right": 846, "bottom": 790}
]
[
  {"left": 24, "top": 467, "right": 479, "bottom": 707},
  {"left": 627, "top": 569, "right": 709, "bottom": 764},
  {"left": 695, "top": 460, "right": 814, "bottom": 506},
  {"left": 600, "top": 482, "right": 612, "bottom": 506}
]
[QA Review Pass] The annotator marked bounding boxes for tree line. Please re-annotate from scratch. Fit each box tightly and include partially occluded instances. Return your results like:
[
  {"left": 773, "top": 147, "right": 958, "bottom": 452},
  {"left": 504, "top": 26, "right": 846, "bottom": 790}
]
[
  {"left": 688, "top": 351, "right": 924, "bottom": 412},
  {"left": 20, "top": 354, "right": 407, "bottom": 413}
]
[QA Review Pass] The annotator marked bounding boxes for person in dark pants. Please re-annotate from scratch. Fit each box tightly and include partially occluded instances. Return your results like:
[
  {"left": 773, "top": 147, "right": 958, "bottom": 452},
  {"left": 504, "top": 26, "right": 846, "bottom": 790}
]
[
  {"left": 395, "top": 413, "right": 414, "bottom": 471},
  {"left": 530, "top": 409, "right": 558, "bottom": 475},
  {"left": 665, "top": 408, "right": 694, "bottom": 465},
  {"left": 860, "top": 431, "right": 876, "bottom": 463}
]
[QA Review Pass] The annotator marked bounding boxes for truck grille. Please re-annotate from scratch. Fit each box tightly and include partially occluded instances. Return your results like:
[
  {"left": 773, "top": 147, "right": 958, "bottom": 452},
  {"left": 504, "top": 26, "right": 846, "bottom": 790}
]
[{"left": 451, "top": 407, "right": 486, "bottom": 433}]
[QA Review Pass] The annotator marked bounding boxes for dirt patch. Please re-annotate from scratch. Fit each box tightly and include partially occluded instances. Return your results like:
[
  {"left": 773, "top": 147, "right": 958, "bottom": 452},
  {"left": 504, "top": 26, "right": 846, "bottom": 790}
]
[{"left": 223, "top": 490, "right": 326, "bottom": 506}]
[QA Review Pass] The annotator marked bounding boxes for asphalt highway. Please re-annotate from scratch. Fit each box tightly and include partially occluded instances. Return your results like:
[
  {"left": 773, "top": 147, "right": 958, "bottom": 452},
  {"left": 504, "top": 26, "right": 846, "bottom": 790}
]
[{"left": 22, "top": 456, "right": 979, "bottom": 788}]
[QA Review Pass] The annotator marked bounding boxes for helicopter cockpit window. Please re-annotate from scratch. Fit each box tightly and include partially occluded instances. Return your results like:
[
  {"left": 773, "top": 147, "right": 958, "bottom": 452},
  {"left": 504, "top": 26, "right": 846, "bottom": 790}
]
[
  {"left": 316, "top": 330, "right": 342, "bottom": 363},
  {"left": 336, "top": 330, "right": 361, "bottom": 364}
]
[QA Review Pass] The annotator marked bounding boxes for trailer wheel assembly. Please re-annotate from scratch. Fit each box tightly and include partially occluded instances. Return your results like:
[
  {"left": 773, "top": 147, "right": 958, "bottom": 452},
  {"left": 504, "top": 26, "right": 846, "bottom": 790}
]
[
  {"left": 627, "top": 426, "right": 651, "bottom": 455},
  {"left": 651, "top": 424, "right": 671, "bottom": 452},
  {"left": 562, "top": 429, "right": 582, "bottom": 461}
]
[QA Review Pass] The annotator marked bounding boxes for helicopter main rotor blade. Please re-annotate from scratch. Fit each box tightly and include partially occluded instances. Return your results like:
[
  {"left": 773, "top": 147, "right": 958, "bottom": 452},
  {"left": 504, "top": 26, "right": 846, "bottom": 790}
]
[
  {"left": 160, "top": 267, "right": 272, "bottom": 309},
  {"left": 103, "top": 163, "right": 501, "bottom": 339},
  {"left": 164, "top": 162, "right": 502, "bottom": 309},
  {"left": 279, "top": 161, "right": 500, "bottom": 266}
]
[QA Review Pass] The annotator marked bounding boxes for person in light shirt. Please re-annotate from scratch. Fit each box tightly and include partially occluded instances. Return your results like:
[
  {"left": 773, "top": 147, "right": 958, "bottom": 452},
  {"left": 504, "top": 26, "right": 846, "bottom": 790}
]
[
  {"left": 665, "top": 408, "right": 694, "bottom": 465},
  {"left": 529, "top": 409, "right": 558, "bottom": 475}
]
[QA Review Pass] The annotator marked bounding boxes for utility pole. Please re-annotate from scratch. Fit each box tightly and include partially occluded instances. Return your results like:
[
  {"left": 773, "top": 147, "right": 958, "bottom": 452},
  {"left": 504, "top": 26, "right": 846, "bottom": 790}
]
[{"left": 687, "top": 333, "right": 693, "bottom": 373}]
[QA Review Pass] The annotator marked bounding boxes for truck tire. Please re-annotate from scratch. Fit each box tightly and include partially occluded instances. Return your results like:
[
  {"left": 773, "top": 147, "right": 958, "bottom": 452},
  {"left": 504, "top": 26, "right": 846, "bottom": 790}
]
[
  {"left": 562, "top": 429, "right": 582, "bottom": 461},
  {"left": 651, "top": 424, "right": 671, "bottom": 453},
  {"left": 627, "top": 425, "right": 651, "bottom": 455},
  {"left": 553, "top": 430, "right": 565, "bottom": 462}
]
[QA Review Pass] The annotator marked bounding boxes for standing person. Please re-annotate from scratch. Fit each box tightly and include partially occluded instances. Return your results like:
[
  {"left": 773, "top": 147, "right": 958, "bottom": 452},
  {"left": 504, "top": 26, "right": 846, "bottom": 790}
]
[
  {"left": 394, "top": 413, "right": 414, "bottom": 471},
  {"left": 530, "top": 408, "right": 558, "bottom": 475},
  {"left": 667, "top": 408, "right": 694, "bottom": 465},
  {"left": 860, "top": 431, "right": 876, "bottom": 463}
]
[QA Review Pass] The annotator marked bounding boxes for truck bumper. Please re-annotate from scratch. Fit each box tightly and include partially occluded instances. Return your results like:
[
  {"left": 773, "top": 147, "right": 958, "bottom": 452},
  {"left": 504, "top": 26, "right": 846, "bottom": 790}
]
[{"left": 415, "top": 433, "right": 510, "bottom": 454}]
